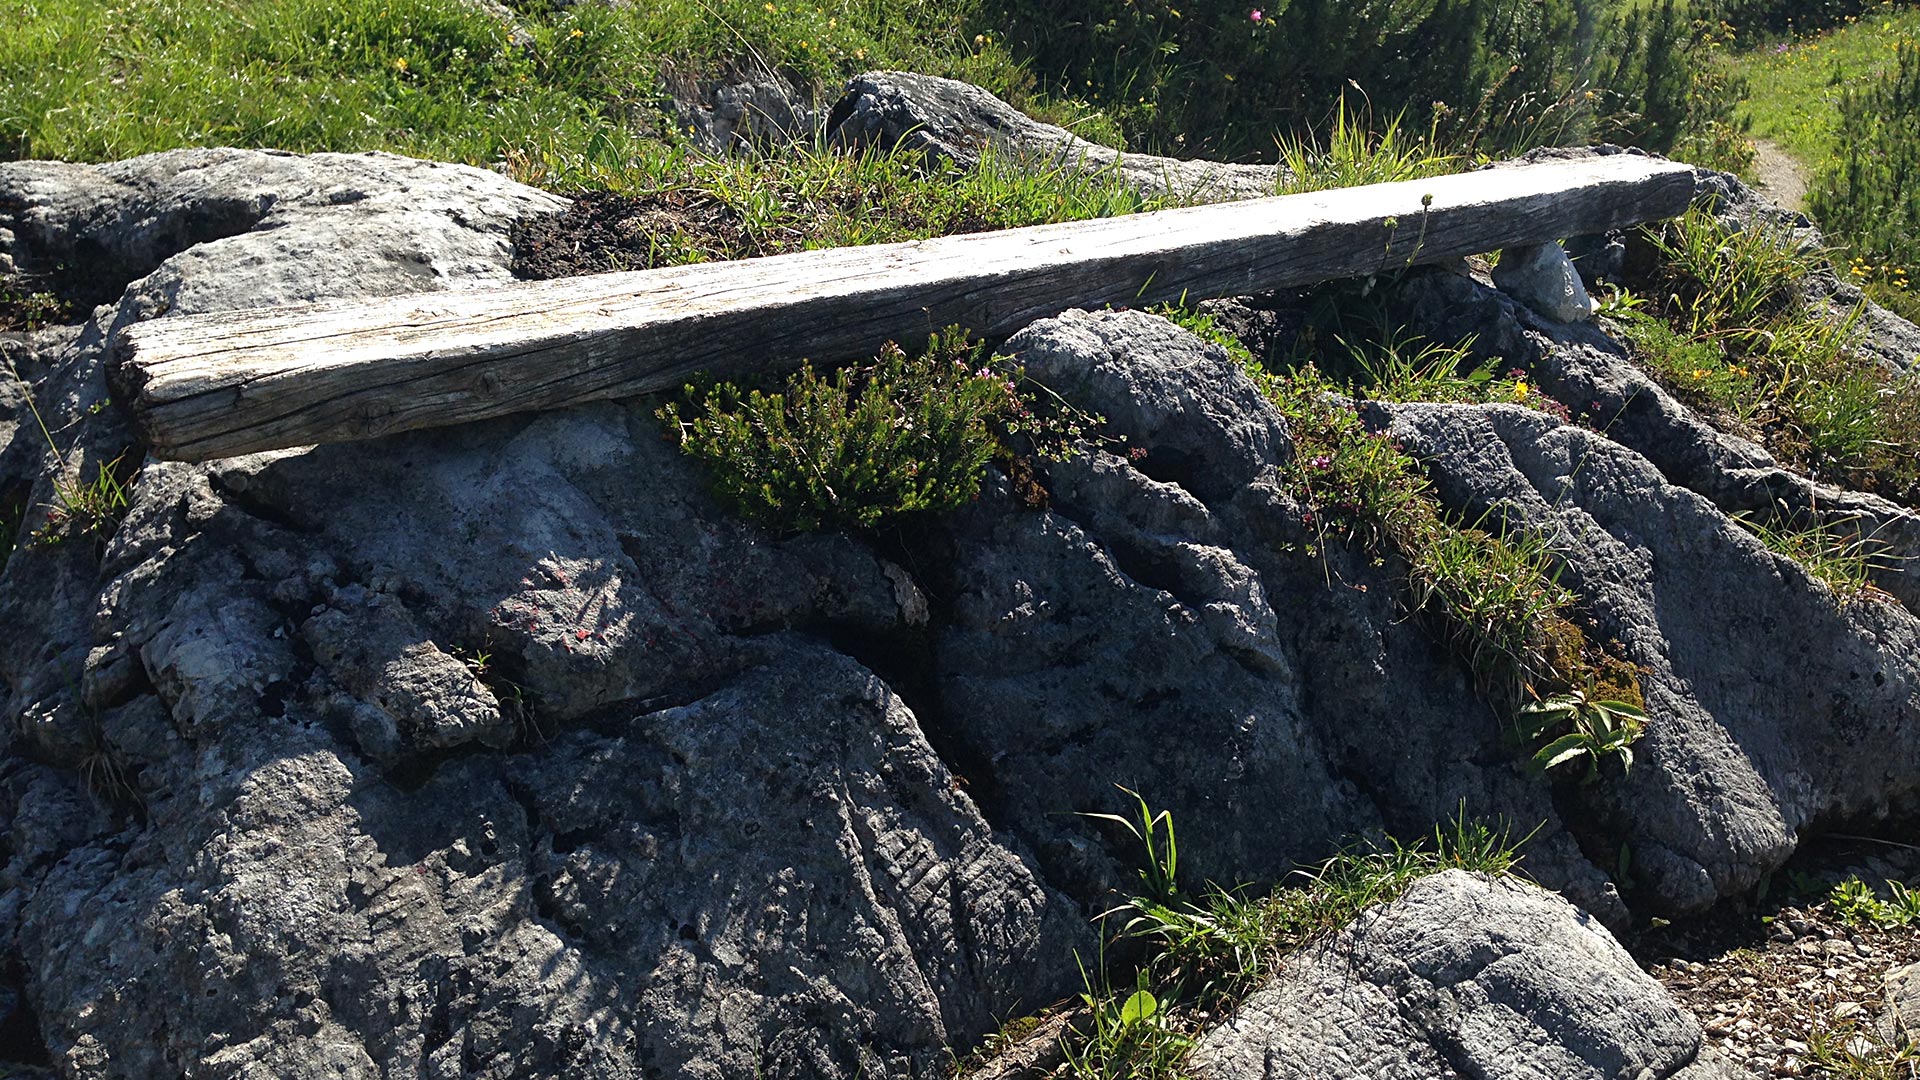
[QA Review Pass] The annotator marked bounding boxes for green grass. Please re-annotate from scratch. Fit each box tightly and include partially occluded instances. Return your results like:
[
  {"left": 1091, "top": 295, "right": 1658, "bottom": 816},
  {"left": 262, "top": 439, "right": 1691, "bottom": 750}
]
[
  {"left": 1735, "top": 511, "right": 1893, "bottom": 601},
  {"left": 3, "top": 360, "right": 132, "bottom": 551},
  {"left": 1726, "top": 4, "right": 1920, "bottom": 164},
  {"left": 1711, "top": 5, "right": 1920, "bottom": 322},
  {"left": 1274, "top": 99, "right": 1463, "bottom": 196},
  {"left": 1158, "top": 297, "right": 1641, "bottom": 758},
  {"left": 1252, "top": 344, "right": 1580, "bottom": 703},
  {"left": 1616, "top": 207, "right": 1920, "bottom": 506},
  {"left": 524, "top": 141, "right": 1161, "bottom": 265},
  {"left": 1054, "top": 795, "right": 1528, "bottom": 1080},
  {"left": 0, "top": 0, "right": 1038, "bottom": 168}
]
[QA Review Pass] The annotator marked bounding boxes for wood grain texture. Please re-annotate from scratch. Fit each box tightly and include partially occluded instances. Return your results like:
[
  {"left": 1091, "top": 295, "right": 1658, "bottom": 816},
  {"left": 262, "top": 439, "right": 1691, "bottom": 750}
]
[{"left": 114, "top": 155, "right": 1697, "bottom": 461}]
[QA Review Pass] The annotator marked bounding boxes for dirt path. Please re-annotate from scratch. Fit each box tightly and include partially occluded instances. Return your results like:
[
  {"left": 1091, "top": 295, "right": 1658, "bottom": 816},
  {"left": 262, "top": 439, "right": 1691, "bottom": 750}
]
[{"left": 1750, "top": 138, "right": 1812, "bottom": 213}]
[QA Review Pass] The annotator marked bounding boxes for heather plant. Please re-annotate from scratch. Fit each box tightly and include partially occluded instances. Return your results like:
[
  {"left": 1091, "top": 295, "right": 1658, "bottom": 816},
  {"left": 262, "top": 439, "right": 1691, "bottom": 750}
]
[
  {"left": 659, "top": 327, "right": 1103, "bottom": 533},
  {"left": 659, "top": 329, "right": 1017, "bottom": 532}
]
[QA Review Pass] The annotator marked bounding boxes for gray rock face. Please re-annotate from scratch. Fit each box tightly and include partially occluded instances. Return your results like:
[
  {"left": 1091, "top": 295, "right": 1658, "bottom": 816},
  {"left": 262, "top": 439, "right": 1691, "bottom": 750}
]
[
  {"left": 668, "top": 74, "right": 815, "bottom": 156},
  {"left": 934, "top": 309, "right": 1610, "bottom": 917},
  {"left": 0, "top": 150, "right": 1084, "bottom": 1078},
  {"left": 1492, "top": 241, "right": 1596, "bottom": 323},
  {"left": 1384, "top": 258, "right": 1920, "bottom": 614},
  {"left": 1, "top": 148, "right": 564, "bottom": 333},
  {"left": 825, "top": 71, "right": 1278, "bottom": 201},
  {"left": 1383, "top": 401, "right": 1920, "bottom": 911},
  {"left": 4, "top": 140, "right": 1920, "bottom": 1078},
  {"left": 1190, "top": 870, "right": 1754, "bottom": 1080},
  {"left": 1886, "top": 962, "right": 1920, "bottom": 1047}
]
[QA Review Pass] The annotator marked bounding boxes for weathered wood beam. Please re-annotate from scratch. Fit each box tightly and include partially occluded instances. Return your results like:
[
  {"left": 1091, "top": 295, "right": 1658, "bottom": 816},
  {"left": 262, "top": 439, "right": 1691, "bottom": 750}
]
[{"left": 114, "top": 155, "right": 1696, "bottom": 461}]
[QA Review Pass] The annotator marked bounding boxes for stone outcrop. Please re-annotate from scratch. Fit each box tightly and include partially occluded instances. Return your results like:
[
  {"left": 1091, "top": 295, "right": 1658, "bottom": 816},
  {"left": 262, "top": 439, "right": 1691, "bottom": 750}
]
[
  {"left": 1, "top": 149, "right": 1084, "bottom": 1078},
  {"left": 1191, "top": 870, "right": 1752, "bottom": 1080},
  {"left": 1, "top": 139, "right": 1917, "bottom": 1079},
  {"left": 826, "top": 71, "right": 1279, "bottom": 201}
]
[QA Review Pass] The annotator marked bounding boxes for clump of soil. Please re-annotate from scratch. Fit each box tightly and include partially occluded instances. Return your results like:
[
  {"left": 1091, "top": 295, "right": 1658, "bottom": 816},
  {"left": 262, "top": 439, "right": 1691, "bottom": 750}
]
[{"left": 511, "top": 188, "right": 778, "bottom": 280}]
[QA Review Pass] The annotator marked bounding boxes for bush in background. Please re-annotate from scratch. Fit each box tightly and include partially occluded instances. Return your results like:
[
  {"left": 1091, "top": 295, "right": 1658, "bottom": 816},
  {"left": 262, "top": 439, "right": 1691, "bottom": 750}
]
[
  {"left": 1705, "top": 0, "right": 1917, "bottom": 37},
  {"left": 1809, "top": 39, "right": 1920, "bottom": 322},
  {"left": 986, "top": 0, "right": 1705, "bottom": 161}
]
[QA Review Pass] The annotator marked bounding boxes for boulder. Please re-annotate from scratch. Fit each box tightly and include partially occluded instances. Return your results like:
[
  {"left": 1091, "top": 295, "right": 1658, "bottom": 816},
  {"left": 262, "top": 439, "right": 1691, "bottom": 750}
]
[
  {"left": 825, "top": 71, "right": 1278, "bottom": 201},
  {"left": 1189, "top": 870, "right": 1754, "bottom": 1080},
  {"left": 1492, "top": 241, "right": 1596, "bottom": 323}
]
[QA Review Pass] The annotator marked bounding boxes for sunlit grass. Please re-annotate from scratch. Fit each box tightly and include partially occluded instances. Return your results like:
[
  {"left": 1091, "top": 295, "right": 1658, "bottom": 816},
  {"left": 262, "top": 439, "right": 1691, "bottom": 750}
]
[
  {"left": 1727, "top": 4, "right": 1920, "bottom": 164},
  {"left": 0, "top": 0, "right": 1034, "bottom": 168}
]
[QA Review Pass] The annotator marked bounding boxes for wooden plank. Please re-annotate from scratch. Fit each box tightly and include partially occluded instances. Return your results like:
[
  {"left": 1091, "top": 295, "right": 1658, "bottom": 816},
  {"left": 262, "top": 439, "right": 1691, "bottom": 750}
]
[{"left": 114, "top": 156, "right": 1697, "bottom": 461}]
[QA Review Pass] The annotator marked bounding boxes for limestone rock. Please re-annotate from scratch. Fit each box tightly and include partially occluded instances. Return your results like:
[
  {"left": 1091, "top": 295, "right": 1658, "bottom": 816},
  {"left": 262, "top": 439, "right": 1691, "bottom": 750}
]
[
  {"left": 0, "top": 149, "right": 1081, "bottom": 1079},
  {"left": 826, "top": 71, "right": 1277, "bottom": 201},
  {"left": 669, "top": 74, "right": 815, "bottom": 154},
  {"left": 1493, "top": 241, "right": 1596, "bottom": 323},
  {"left": 1190, "top": 871, "right": 1755, "bottom": 1080}
]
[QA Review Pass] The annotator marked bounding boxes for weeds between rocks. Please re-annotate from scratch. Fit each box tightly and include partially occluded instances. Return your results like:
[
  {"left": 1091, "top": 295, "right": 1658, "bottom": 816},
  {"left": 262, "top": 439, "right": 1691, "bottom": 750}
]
[
  {"left": 1162, "top": 301, "right": 1648, "bottom": 779},
  {"left": 2, "top": 360, "right": 132, "bottom": 552},
  {"left": 1611, "top": 206, "right": 1920, "bottom": 508},
  {"left": 953, "top": 795, "right": 1530, "bottom": 1080}
]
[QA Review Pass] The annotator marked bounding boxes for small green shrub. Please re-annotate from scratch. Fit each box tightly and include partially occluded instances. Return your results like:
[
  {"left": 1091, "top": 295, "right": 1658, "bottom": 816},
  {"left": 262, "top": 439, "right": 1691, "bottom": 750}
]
[
  {"left": 1828, "top": 876, "right": 1920, "bottom": 928},
  {"left": 1518, "top": 679, "right": 1649, "bottom": 780},
  {"left": 660, "top": 329, "right": 1056, "bottom": 533},
  {"left": 0, "top": 283, "right": 68, "bottom": 332}
]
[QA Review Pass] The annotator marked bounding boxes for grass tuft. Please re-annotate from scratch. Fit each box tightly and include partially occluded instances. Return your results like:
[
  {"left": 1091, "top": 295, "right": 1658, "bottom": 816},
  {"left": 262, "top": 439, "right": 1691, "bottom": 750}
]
[
  {"left": 1274, "top": 99, "right": 1462, "bottom": 196},
  {"left": 1055, "top": 792, "right": 1529, "bottom": 1080},
  {"left": 4, "top": 359, "right": 133, "bottom": 549},
  {"left": 1734, "top": 510, "right": 1895, "bottom": 601},
  {"left": 1618, "top": 207, "right": 1920, "bottom": 506}
]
